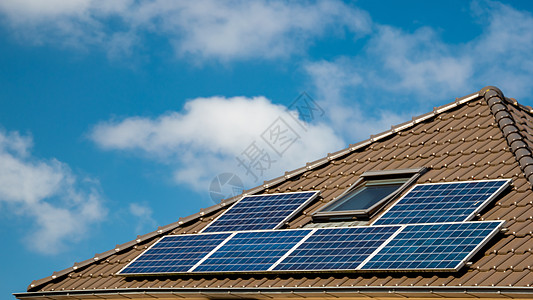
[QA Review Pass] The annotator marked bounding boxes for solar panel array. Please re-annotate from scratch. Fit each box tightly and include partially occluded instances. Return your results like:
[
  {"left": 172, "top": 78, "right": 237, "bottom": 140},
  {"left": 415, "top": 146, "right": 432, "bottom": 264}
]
[
  {"left": 119, "top": 180, "right": 508, "bottom": 275},
  {"left": 193, "top": 230, "right": 311, "bottom": 272},
  {"left": 273, "top": 226, "right": 400, "bottom": 271},
  {"left": 202, "top": 191, "right": 319, "bottom": 233},
  {"left": 360, "top": 221, "right": 503, "bottom": 270},
  {"left": 119, "top": 221, "right": 503, "bottom": 274},
  {"left": 373, "top": 180, "right": 509, "bottom": 225},
  {"left": 118, "top": 233, "right": 231, "bottom": 274}
]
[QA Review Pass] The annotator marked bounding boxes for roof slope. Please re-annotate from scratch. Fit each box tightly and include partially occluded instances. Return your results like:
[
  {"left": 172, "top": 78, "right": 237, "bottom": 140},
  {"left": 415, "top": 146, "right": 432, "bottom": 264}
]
[{"left": 16, "top": 86, "right": 533, "bottom": 299}]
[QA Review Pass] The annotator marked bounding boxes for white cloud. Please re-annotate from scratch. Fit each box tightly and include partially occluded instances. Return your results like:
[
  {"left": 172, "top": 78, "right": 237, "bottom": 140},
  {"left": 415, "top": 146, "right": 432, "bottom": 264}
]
[
  {"left": 0, "top": 0, "right": 92, "bottom": 20},
  {"left": 3, "top": 0, "right": 533, "bottom": 101},
  {"left": 129, "top": 202, "right": 156, "bottom": 234},
  {"left": 0, "top": 130, "right": 106, "bottom": 254},
  {"left": 303, "top": 1, "right": 533, "bottom": 143},
  {"left": 470, "top": 1, "right": 533, "bottom": 99},
  {"left": 304, "top": 59, "right": 409, "bottom": 142},
  {"left": 0, "top": 0, "right": 371, "bottom": 61},
  {"left": 158, "top": 0, "right": 370, "bottom": 60},
  {"left": 91, "top": 96, "right": 344, "bottom": 191},
  {"left": 305, "top": 25, "right": 475, "bottom": 108},
  {"left": 367, "top": 26, "right": 473, "bottom": 96}
]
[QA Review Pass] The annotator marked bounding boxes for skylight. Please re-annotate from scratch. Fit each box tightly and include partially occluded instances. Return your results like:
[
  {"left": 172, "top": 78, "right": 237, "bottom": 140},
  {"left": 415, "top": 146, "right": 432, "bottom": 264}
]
[{"left": 312, "top": 168, "right": 427, "bottom": 221}]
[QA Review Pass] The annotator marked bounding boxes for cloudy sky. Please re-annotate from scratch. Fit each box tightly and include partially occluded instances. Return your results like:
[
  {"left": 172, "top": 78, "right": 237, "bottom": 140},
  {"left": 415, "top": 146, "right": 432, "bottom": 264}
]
[{"left": 2, "top": 0, "right": 533, "bottom": 298}]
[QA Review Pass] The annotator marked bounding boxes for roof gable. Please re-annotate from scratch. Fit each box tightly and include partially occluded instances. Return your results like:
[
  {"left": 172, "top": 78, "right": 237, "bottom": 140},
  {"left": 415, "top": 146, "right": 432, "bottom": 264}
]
[{"left": 17, "top": 86, "right": 533, "bottom": 299}]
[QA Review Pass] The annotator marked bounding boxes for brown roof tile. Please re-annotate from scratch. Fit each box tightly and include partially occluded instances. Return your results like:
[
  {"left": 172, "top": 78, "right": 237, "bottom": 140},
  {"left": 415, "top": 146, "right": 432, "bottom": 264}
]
[
  {"left": 510, "top": 220, "right": 533, "bottom": 237},
  {"left": 513, "top": 270, "right": 533, "bottom": 287},
  {"left": 482, "top": 270, "right": 517, "bottom": 286},
  {"left": 463, "top": 269, "right": 498, "bottom": 286},
  {"left": 515, "top": 239, "right": 533, "bottom": 255}
]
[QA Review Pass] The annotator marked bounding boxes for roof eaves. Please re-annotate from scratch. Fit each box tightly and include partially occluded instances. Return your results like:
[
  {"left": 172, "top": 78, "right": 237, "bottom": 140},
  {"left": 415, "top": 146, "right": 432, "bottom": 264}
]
[
  {"left": 26, "top": 90, "right": 482, "bottom": 292},
  {"left": 14, "top": 286, "right": 533, "bottom": 300}
]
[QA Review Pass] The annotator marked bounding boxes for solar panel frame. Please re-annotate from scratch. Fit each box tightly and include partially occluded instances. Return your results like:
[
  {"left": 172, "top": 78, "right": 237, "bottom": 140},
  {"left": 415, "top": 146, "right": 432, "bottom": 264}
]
[
  {"left": 372, "top": 179, "right": 510, "bottom": 225},
  {"left": 116, "top": 232, "right": 233, "bottom": 275},
  {"left": 201, "top": 191, "right": 320, "bottom": 233},
  {"left": 272, "top": 225, "right": 402, "bottom": 272},
  {"left": 192, "top": 229, "right": 313, "bottom": 273},
  {"left": 359, "top": 221, "right": 505, "bottom": 272}
]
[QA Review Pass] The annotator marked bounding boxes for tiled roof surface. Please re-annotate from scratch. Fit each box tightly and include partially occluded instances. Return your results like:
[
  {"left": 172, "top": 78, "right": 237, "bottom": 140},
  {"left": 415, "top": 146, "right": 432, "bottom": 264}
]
[{"left": 17, "top": 87, "right": 533, "bottom": 298}]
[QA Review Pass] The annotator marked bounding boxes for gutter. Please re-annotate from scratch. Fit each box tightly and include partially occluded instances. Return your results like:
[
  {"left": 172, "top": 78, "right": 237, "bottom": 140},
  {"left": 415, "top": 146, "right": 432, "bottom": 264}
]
[{"left": 14, "top": 286, "right": 533, "bottom": 299}]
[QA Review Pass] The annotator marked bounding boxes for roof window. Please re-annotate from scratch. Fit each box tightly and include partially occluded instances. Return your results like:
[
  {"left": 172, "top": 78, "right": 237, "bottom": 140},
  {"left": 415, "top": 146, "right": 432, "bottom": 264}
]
[{"left": 312, "top": 167, "right": 427, "bottom": 221}]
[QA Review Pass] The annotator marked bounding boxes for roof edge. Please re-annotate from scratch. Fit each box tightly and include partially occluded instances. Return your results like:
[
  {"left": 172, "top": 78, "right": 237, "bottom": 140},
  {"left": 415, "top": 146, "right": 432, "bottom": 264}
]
[
  {"left": 481, "top": 86, "right": 533, "bottom": 186},
  {"left": 26, "top": 90, "right": 483, "bottom": 292},
  {"left": 257, "top": 91, "right": 481, "bottom": 189},
  {"left": 14, "top": 285, "right": 533, "bottom": 299}
]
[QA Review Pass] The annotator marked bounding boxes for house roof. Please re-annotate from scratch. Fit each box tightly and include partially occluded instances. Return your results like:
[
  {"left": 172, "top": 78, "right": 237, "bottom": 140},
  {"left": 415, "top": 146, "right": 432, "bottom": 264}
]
[{"left": 15, "top": 86, "right": 533, "bottom": 299}]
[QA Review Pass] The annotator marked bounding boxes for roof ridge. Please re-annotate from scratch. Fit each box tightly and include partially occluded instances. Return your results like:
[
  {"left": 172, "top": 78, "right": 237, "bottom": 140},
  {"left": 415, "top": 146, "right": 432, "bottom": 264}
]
[
  {"left": 481, "top": 86, "right": 533, "bottom": 186},
  {"left": 26, "top": 89, "right": 484, "bottom": 292}
]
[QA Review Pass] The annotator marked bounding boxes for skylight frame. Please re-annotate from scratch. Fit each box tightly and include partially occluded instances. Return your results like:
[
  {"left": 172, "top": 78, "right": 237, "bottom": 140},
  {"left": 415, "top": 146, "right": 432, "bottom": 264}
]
[{"left": 312, "top": 167, "right": 428, "bottom": 221}]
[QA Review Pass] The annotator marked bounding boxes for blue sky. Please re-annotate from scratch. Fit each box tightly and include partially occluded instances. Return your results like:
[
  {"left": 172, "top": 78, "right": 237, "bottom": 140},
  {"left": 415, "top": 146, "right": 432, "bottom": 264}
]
[{"left": 2, "top": 0, "right": 533, "bottom": 298}]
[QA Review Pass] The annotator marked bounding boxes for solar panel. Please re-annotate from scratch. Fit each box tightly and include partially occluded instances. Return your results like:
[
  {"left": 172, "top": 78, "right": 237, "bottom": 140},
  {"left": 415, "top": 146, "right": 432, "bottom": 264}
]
[
  {"left": 273, "top": 226, "right": 401, "bottom": 271},
  {"left": 360, "top": 221, "right": 504, "bottom": 271},
  {"left": 202, "top": 191, "right": 319, "bottom": 233},
  {"left": 117, "top": 233, "right": 231, "bottom": 275},
  {"left": 192, "top": 229, "right": 312, "bottom": 272},
  {"left": 373, "top": 180, "right": 509, "bottom": 225}
]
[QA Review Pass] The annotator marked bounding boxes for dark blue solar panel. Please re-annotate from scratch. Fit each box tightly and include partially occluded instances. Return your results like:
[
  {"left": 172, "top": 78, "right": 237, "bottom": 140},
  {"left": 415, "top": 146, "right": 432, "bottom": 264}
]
[
  {"left": 193, "top": 229, "right": 311, "bottom": 272},
  {"left": 273, "top": 226, "right": 400, "bottom": 271},
  {"left": 360, "top": 221, "right": 503, "bottom": 271},
  {"left": 118, "top": 233, "right": 231, "bottom": 274},
  {"left": 373, "top": 180, "right": 509, "bottom": 225},
  {"left": 202, "top": 191, "right": 319, "bottom": 233}
]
